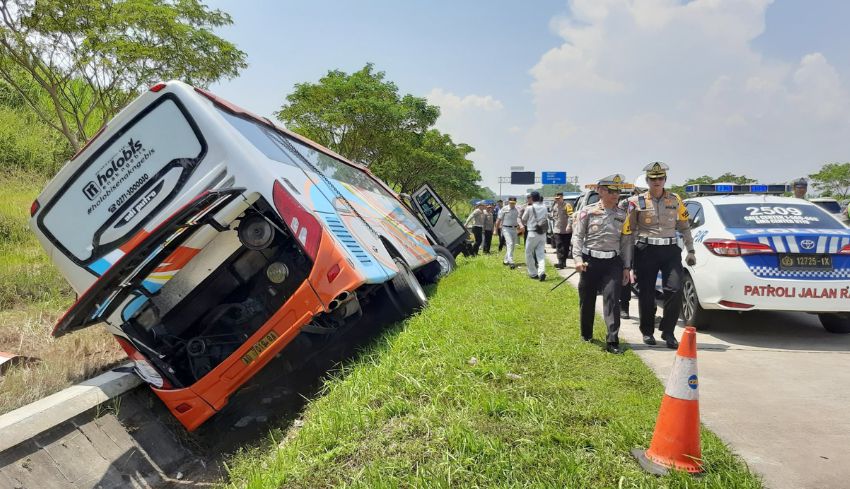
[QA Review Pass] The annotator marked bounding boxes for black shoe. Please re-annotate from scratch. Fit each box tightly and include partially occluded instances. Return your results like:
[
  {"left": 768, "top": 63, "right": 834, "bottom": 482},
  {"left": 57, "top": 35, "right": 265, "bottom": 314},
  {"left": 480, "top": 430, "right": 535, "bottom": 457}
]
[
  {"left": 642, "top": 335, "right": 656, "bottom": 346},
  {"left": 620, "top": 308, "right": 629, "bottom": 319},
  {"left": 582, "top": 335, "right": 592, "bottom": 342},
  {"left": 510, "top": 264, "right": 516, "bottom": 269},
  {"left": 554, "top": 263, "right": 565, "bottom": 269},
  {"left": 503, "top": 261, "right": 509, "bottom": 266},
  {"left": 606, "top": 343, "right": 623, "bottom": 354},
  {"left": 539, "top": 273, "right": 546, "bottom": 281},
  {"left": 661, "top": 333, "right": 679, "bottom": 349},
  {"left": 529, "top": 275, "right": 539, "bottom": 280}
]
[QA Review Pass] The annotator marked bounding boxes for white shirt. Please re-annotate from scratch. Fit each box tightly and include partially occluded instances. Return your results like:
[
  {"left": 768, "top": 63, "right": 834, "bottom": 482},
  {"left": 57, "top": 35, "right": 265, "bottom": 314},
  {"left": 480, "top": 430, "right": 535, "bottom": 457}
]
[
  {"left": 498, "top": 206, "right": 519, "bottom": 226},
  {"left": 525, "top": 203, "right": 548, "bottom": 236}
]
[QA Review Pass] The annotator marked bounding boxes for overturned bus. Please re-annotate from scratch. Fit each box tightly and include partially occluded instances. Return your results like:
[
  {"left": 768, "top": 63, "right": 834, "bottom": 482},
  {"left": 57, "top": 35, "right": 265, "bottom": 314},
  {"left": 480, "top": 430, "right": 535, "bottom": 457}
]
[{"left": 29, "top": 81, "right": 452, "bottom": 430}]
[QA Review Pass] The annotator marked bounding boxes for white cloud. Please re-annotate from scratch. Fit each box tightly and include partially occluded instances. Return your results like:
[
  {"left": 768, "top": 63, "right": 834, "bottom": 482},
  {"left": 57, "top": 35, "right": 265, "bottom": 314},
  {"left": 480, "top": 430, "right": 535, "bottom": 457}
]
[
  {"left": 523, "top": 0, "right": 850, "bottom": 185},
  {"left": 426, "top": 88, "right": 522, "bottom": 195},
  {"left": 426, "top": 88, "right": 504, "bottom": 111}
]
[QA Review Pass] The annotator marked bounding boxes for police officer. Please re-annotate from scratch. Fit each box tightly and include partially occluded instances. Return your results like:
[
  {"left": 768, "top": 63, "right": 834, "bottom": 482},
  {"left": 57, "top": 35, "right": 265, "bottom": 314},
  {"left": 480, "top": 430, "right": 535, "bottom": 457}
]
[
  {"left": 551, "top": 192, "right": 574, "bottom": 269},
  {"left": 464, "top": 201, "right": 486, "bottom": 255},
  {"left": 793, "top": 178, "right": 808, "bottom": 199},
  {"left": 483, "top": 204, "right": 495, "bottom": 254},
  {"left": 624, "top": 162, "right": 696, "bottom": 349},
  {"left": 496, "top": 197, "right": 519, "bottom": 268},
  {"left": 620, "top": 186, "right": 642, "bottom": 319},
  {"left": 572, "top": 174, "right": 631, "bottom": 354},
  {"left": 495, "top": 199, "right": 507, "bottom": 251}
]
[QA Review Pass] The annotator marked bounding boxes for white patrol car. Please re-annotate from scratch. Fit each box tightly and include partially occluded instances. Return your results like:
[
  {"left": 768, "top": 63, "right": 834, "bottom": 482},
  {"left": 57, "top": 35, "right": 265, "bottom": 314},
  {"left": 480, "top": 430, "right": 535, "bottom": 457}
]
[{"left": 679, "top": 184, "right": 850, "bottom": 333}]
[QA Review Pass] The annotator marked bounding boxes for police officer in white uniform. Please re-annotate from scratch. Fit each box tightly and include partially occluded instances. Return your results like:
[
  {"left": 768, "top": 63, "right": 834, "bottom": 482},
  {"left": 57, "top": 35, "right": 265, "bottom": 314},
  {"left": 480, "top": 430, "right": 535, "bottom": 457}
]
[
  {"left": 522, "top": 191, "right": 548, "bottom": 281},
  {"left": 624, "top": 162, "right": 696, "bottom": 349},
  {"left": 496, "top": 196, "right": 519, "bottom": 268},
  {"left": 572, "top": 174, "right": 632, "bottom": 354}
]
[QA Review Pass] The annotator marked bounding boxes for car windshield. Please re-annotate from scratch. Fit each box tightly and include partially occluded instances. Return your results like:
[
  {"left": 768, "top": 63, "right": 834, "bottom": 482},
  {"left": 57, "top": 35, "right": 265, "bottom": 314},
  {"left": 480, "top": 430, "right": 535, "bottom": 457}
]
[
  {"left": 814, "top": 200, "right": 842, "bottom": 213},
  {"left": 715, "top": 203, "right": 844, "bottom": 229}
]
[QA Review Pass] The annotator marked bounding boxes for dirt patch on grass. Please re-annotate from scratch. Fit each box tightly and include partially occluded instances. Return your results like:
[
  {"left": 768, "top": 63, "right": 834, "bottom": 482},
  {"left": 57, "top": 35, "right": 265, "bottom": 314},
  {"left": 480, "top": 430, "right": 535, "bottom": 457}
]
[{"left": 0, "top": 303, "right": 124, "bottom": 415}]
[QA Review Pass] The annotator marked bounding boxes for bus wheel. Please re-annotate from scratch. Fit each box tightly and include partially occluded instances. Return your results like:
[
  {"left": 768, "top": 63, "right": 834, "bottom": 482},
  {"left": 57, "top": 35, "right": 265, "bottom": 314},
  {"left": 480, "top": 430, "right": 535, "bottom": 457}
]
[{"left": 388, "top": 257, "right": 427, "bottom": 314}]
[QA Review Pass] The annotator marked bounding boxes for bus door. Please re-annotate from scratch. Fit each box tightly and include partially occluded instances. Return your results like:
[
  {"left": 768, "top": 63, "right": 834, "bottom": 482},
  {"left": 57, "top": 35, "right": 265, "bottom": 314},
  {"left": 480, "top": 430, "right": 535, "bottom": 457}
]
[{"left": 410, "top": 184, "right": 468, "bottom": 254}]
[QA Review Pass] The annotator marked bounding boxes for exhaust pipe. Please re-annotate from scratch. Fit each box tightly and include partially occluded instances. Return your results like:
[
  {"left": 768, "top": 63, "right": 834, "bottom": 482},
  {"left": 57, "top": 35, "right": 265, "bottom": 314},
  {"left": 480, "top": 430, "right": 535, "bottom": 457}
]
[{"left": 327, "top": 291, "right": 352, "bottom": 312}]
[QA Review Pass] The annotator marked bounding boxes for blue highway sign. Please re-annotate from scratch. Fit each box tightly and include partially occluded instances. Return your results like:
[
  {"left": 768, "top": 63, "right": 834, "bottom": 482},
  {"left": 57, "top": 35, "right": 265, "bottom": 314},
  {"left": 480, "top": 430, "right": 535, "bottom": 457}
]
[{"left": 541, "top": 171, "right": 567, "bottom": 185}]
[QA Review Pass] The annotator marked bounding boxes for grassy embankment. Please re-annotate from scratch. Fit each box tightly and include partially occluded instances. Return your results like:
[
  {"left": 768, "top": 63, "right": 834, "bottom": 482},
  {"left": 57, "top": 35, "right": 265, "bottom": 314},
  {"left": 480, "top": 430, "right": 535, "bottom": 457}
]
[
  {"left": 223, "top": 253, "right": 761, "bottom": 488},
  {"left": 0, "top": 174, "right": 123, "bottom": 414}
]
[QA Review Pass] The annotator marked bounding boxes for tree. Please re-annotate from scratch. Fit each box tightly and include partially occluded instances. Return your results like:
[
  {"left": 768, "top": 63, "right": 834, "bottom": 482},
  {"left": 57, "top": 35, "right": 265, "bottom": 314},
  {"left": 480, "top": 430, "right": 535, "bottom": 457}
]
[
  {"left": 277, "top": 64, "right": 483, "bottom": 204},
  {"left": 277, "top": 64, "right": 439, "bottom": 168},
  {"left": 370, "top": 129, "right": 480, "bottom": 204},
  {"left": 809, "top": 163, "right": 850, "bottom": 199},
  {"left": 535, "top": 183, "right": 581, "bottom": 197},
  {"left": 671, "top": 173, "right": 758, "bottom": 197},
  {"left": 0, "top": 0, "right": 247, "bottom": 152}
]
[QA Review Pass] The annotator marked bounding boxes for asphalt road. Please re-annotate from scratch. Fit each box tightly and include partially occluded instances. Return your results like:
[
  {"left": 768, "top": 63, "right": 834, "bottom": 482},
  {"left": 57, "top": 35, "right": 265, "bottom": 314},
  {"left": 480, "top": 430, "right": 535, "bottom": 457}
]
[{"left": 546, "top": 247, "right": 850, "bottom": 489}]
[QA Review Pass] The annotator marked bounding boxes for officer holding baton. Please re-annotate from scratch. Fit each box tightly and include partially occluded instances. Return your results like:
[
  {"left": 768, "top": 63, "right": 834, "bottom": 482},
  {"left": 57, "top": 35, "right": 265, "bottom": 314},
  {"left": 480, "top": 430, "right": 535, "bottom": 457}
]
[
  {"left": 624, "top": 162, "right": 696, "bottom": 348},
  {"left": 572, "top": 174, "right": 632, "bottom": 354}
]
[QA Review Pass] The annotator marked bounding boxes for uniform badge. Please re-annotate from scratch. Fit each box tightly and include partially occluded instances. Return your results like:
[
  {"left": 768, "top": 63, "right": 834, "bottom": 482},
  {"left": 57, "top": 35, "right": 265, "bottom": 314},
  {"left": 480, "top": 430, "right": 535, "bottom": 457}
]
[
  {"left": 591, "top": 225, "right": 599, "bottom": 232},
  {"left": 644, "top": 217, "right": 652, "bottom": 224}
]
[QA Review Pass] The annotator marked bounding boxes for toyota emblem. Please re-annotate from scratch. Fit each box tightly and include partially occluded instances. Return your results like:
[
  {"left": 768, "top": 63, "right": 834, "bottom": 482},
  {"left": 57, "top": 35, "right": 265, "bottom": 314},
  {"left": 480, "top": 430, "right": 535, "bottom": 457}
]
[{"left": 800, "top": 239, "right": 816, "bottom": 250}]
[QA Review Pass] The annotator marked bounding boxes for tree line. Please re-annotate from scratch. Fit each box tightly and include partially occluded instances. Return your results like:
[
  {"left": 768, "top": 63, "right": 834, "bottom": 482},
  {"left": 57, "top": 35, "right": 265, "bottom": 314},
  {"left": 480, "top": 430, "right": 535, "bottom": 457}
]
[
  {"left": 0, "top": 0, "right": 488, "bottom": 206},
  {"left": 0, "top": 0, "right": 846, "bottom": 205}
]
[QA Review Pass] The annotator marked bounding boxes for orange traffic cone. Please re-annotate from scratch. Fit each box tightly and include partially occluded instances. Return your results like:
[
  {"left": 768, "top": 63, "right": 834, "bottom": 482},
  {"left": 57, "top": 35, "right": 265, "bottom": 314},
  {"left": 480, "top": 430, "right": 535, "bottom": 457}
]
[{"left": 632, "top": 326, "right": 702, "bottom": 475}]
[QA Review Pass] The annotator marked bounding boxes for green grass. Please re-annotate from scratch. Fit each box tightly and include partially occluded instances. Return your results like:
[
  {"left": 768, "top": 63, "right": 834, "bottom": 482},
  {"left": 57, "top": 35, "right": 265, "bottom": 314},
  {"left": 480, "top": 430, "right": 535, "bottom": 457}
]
[
  {"left": 222, "top": 254, "right": 761, "bottom": 488},
  {"left": 0, "top": 173, "right": 73, "bottom": 309}
]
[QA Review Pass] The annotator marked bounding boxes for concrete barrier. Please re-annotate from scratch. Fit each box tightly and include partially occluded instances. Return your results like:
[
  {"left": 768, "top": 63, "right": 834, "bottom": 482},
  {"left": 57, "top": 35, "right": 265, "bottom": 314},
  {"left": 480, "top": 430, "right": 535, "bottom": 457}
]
[{"left": 0, "top": 366, "right": 141, "bottom": 453}]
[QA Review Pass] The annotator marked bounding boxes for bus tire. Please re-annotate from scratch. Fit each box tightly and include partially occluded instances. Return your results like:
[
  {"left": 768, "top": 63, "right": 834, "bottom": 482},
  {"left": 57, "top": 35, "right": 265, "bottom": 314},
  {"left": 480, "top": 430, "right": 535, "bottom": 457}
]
[
  {"left": 387, "top": 257, "right": 427, "bottom": 314},
  {"left": 419, "top": 246, "right": 456, "bottom": 284}
]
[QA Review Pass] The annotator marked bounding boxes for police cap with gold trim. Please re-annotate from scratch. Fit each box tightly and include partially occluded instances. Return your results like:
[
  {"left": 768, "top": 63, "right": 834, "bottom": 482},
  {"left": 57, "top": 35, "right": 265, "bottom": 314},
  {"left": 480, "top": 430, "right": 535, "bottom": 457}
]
[
  {"left": 597, "top": 173, "right": 628, "bottom": 190},
  {"left": 643, "top": 161, "right": 669, "bottom": 178}
]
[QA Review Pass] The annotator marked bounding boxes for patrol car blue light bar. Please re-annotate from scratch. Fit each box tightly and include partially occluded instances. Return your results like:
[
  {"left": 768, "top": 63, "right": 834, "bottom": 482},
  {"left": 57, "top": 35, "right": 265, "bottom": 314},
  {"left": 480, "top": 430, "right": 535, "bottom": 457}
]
[{"left": 684, "top": 184, "right": 792, "bottom": 195}]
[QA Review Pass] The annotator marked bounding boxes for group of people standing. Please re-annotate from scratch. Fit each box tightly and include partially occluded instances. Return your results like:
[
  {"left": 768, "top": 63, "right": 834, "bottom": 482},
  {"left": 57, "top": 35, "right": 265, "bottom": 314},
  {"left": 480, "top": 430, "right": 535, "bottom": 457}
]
[
  {"left": 572, "top": 162, "right": 695, "bottom": 355},
  {"left": 464, "top": 161, "right": 698, "bottom": 357}
]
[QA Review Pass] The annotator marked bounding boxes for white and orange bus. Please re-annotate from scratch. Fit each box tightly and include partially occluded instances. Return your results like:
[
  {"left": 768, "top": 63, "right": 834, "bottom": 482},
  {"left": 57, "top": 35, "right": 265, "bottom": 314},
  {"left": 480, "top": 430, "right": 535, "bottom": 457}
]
[{"left": 29, "top": 80, "right": 452, "bottom": 430}]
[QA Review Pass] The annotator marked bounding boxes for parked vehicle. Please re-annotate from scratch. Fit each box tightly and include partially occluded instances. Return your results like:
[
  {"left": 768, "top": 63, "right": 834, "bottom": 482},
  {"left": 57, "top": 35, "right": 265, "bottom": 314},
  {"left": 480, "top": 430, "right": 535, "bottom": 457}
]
[
  {"left": 29, "top": 80, "right": 443, "bottom": 430},
  {"left": 677, "top": 184, "right": 850, "bottom": 333},
  {"left": 810, "top": 197, "right": 849, "bottom": 225}
]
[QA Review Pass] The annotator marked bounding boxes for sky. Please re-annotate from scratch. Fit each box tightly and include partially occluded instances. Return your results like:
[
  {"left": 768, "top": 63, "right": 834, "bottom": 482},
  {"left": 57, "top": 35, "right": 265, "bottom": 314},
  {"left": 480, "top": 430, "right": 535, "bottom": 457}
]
[{"left": 207, "top": 0, "right": 850, "bottom": 197}]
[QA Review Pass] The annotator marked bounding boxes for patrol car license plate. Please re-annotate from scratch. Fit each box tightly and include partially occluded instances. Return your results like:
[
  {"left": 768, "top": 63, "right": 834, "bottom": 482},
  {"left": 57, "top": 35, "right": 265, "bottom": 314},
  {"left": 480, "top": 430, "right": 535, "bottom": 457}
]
[{"left": 778, "top": 254, "right": 832, "bottom": 271}]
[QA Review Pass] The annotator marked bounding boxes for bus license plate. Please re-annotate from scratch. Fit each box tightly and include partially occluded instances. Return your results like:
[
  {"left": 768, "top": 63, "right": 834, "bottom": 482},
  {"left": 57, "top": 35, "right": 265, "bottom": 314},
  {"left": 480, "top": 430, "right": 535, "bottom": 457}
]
[{"left": 778, "top": 254, "right": 832, "bottom": 271}]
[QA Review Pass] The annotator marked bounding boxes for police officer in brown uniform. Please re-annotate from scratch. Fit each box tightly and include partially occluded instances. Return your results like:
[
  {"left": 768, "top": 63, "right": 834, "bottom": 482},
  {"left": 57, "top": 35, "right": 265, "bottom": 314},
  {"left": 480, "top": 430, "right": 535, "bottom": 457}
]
[
  {"left": 464, "top": 202, "right": 486, "bottom": 255},
  {"left": 551, "top": 192, "right": 574, "bottom": 269},
  {"left": 793, "top": 178, "right": 808, "bottom": 199},
  {"left": 624, "top": 162, "right": 696, "bottom": 349},
  {"left": 572, "top": 174, "right": 632, "bottom": 354}
]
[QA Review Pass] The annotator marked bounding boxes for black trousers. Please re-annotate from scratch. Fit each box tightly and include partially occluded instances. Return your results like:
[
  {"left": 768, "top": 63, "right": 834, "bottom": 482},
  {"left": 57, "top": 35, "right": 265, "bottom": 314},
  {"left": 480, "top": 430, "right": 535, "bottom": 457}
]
[
  {"left": 553, "top": 233, "right": 571, "bottom": 265},
  {"left": 621, "top": 283, "right": 632, "bottom": 310},
  {"left": 471, "top": 226, "right": 483, "bottom": 255},
  {"left": 498, "top": 230, "right": 506, "bottom": 251},
  {"left": 483, "top": 229, "right": 493, "bottom": 253},
  {"left": 578, "top": 255, "right": 623, "bottom": 344},
  {"left": 634, "top": 243, "right": 683, "bottom": 336}
]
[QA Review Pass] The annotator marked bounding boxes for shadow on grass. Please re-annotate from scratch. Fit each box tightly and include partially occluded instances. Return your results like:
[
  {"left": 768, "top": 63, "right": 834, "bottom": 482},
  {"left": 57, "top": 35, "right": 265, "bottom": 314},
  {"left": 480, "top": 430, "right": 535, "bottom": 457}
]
[{"left": 132, "top": 284, "right": 442, "bottom": 485}]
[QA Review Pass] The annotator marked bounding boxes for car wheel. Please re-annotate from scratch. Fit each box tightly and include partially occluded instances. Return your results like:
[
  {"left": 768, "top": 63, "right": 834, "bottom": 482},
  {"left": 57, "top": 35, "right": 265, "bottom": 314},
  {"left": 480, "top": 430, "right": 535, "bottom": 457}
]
[
  {"left": 818, "top": 313, "right": 850, "bottom": 334},
  {"left": 386, "top": 257, "right": 427, "bottom": 316},
  {"left": 681, "top": 273, "right": 712, "bottom": 329}
]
